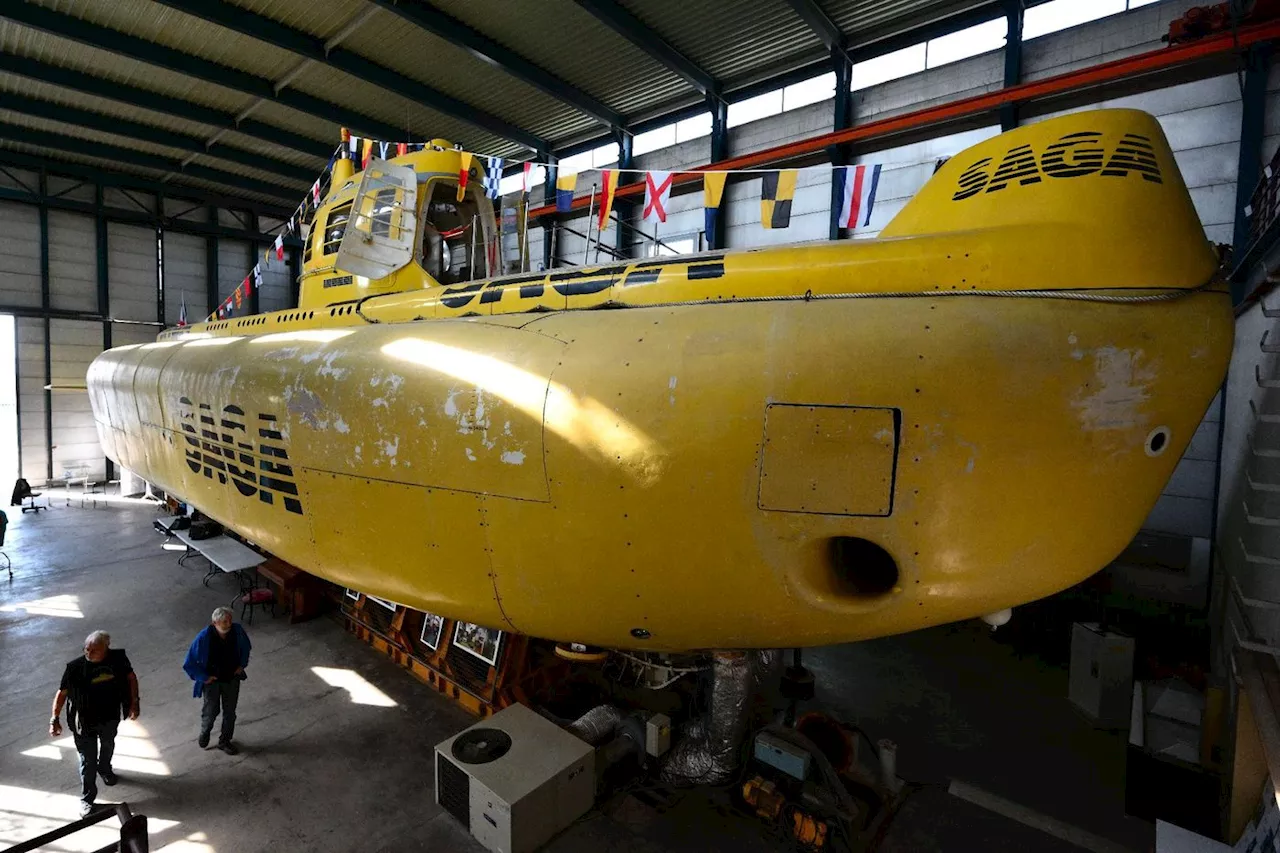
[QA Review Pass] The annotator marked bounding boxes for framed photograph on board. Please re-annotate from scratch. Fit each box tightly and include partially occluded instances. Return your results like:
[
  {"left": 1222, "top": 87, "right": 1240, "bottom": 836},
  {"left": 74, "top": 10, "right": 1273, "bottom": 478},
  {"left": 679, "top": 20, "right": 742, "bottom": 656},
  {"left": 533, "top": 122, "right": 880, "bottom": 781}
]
[
  {"left": 453, "top": 621, "right": 502, "bottom": 667},
  {"left": 420, "top": 612, "right": 445, "bottom": 651},
  {"left": 368, "top": 596, "right": 397, "bottom": 612}
]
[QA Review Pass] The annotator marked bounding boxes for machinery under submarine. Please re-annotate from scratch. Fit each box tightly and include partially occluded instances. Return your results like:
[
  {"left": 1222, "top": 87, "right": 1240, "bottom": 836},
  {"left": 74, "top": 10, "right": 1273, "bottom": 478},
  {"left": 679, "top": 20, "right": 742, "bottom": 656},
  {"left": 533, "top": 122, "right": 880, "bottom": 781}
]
[{"left": 88, "top": 108, "right": 1232, "bottom": 652}]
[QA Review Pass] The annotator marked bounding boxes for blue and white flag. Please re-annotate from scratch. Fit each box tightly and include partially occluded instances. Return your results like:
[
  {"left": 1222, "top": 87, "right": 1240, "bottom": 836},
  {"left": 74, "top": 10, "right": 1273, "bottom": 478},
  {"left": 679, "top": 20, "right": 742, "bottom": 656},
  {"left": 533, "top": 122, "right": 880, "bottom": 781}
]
[
  {"left": 836, "top": 163, "right": 881, "bottom": 231},
  {"left": 484, "top": 157, "right": 504, "bottom": 199}
]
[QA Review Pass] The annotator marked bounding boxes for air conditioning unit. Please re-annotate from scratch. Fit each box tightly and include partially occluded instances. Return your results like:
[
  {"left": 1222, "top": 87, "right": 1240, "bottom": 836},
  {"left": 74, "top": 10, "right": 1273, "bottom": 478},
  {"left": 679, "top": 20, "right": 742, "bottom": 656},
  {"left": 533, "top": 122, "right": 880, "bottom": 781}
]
[{"left": 435, "top": 703, "right": 595, "bottom": 853}]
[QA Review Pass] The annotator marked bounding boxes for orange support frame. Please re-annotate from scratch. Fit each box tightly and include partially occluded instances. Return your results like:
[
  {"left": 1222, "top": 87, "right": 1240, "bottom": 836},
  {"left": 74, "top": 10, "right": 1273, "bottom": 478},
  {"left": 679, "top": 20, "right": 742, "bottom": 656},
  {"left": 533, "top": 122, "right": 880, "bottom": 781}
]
[
  {"left": 336, "top": 594, "right": 568, "bottom": 718},
  {"left": 529, "top": 17, "right": 1280, "bottom": 219}
]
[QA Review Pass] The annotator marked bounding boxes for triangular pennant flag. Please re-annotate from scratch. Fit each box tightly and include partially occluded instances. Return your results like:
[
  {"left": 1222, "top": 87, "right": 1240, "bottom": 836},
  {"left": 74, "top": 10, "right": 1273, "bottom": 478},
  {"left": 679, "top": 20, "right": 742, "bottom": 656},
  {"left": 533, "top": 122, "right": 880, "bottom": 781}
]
[
  {"left": 458, "top": 152, "right": 473, "bottom": 202},
  {"left": 234, "top": 286, "right": 243, "bottom": 309},
  {"left": 703, "top": 172, "right": 728, "bottom": 249},
  {"left": 555, "top": 171, "right": 577, "bottom": 213},
  {"left": 361, "top": 138, "right": 373, "bottom": 169},
  {"left": 177, "top": 294, "right": 187, "bottom": 327},
  {"left": 379, "top": 141, "right": 389, "bottom": 160},
  {"left": 836, "top": 164, "right": 882, "bottom": 232},
  {"left": 348, "top": 134, "right": 359, "bottom": 160},
  {"left": 274, "top": 234, "right": 285, "bottom": 261},
  {"left": 760, "top": 169, "right": 798, "bottom": 229},
  {"left": 522, "top": 162, "right": 533, "bottom": 195},
  {"left": 643, "top": 171, "right": 673, "bottom": 225},
  {"left": 598, "top": 169, "right": 618, "bottom": 232},
  {"left": 484, "top": 156, "right": 504, "bottom": 200}
]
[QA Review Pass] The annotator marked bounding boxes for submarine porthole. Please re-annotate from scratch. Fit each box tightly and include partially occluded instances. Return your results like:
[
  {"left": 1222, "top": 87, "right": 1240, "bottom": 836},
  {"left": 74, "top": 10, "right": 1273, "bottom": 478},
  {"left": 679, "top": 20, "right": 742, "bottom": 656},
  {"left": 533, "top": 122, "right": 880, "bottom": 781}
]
[
  {"left": 1145, "top": 426, "right": 1171, "bottom": 457},
  {"left": 828, "top": 537, "right": 899, "bottom": 597}
]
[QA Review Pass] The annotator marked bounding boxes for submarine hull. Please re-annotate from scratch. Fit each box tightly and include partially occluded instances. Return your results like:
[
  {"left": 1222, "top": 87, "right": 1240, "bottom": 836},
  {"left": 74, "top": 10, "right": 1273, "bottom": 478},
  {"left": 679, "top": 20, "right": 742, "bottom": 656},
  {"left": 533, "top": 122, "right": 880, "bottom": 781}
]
[
  {"left": 87, "top": 108, "right": 1234, "bottom": 651},
  {"left": 88, "top": 285, "right": 1229, "bottom": 650}
]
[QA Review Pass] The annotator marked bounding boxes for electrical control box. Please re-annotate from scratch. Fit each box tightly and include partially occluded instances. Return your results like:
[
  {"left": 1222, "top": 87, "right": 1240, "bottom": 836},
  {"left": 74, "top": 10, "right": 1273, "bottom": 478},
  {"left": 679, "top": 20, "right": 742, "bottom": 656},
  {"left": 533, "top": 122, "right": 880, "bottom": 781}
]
[
  {"left": 645, "top": 713, "right": 671, "bottom": 757},
  {"left": 754, "top": 731, "right": 811, "bottom": 781}
]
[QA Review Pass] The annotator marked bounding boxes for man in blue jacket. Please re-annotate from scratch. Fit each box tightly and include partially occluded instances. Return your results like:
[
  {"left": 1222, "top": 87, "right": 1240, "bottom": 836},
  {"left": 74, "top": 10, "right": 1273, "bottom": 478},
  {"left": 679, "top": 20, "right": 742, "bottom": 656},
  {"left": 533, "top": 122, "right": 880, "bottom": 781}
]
[{"left": 183, "top": 606, "right": 251, "bottom": 754}]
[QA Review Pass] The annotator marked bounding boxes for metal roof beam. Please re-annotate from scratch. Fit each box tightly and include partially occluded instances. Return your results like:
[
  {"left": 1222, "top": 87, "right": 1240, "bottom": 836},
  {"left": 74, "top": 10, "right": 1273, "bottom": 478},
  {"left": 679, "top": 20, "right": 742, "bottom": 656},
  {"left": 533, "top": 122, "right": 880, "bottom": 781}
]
[
  {"left": 782, "top": 0, "right": 845, "bottom": 53},
  {"left": 144, "top": 0, "right": 550, "bottom": 151},
  {"left": 0, "top": 149, "right": 295, "bottom": 218},
  {"left": 0, "top": 54, "right": 333, "bottom": 161},
  {"left": 849, "top": 1, "right": 1008, "bottom": 63},
  {"left": 0, "top": 122, "right": 299, "bottom": 203},
  {"left": 552, "top": 0, "right": 1023, "bottom": 161},
  {"left": 572, "top": 0, "right": 719, "bottom": 97},
  {"left": 1, "top": 2, "right": 544, "bottom": 151},
  {"left": 368, "top": 0, "right": 625, "bottom": 130},
  {"left": 0, "top": 92, "right": 315, "bottom": 184}
]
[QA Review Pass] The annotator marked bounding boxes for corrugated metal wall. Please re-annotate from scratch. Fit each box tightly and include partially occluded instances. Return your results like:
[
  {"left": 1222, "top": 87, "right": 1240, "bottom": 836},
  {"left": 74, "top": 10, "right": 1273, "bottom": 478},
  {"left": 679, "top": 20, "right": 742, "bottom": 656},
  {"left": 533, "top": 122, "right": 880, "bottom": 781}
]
[
  {"left": 218, "top": 239, "right": 252, "bottom": 309},
  {"left": 0, "top": 199, "right": 286, "bottom": 484},
  {"left": 16, "top": 318, "right": 46, "bottom": 483},
  {"left": 48, "top": 318, "right": 102, "bottom": 479},
  {"left": 258, "top": 250, "right": 292, "bottom": 313},
  {"left": 0, "top": 201, "right": 42, "bottom": 308},
  {"left": 107, "top": 222, "right": 158, "bottom": 324},
  {"left": 163, "top": 231, "right": 207, "bottom": 325},
  {"left": 47, "top": 211, "right": 96, "bottom": 314}
]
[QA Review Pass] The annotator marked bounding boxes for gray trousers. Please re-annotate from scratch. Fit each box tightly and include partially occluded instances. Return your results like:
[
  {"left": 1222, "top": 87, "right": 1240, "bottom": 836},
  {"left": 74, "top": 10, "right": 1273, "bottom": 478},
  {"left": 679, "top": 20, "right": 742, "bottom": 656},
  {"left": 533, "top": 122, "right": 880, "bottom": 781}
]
[
  {"left": 73, "top": 719, "right": 118, "bottom": 804},
  {"left": 200, "top": 679, "right": 240, "bottom": 744}
]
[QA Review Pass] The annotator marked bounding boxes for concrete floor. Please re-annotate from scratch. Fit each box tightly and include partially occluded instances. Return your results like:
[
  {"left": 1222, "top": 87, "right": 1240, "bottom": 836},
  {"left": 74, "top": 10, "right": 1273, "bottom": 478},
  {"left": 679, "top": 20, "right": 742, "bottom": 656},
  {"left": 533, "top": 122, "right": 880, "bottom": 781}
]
[{"left": 0, "top": 498, "right": 1151, "bottom": 852}]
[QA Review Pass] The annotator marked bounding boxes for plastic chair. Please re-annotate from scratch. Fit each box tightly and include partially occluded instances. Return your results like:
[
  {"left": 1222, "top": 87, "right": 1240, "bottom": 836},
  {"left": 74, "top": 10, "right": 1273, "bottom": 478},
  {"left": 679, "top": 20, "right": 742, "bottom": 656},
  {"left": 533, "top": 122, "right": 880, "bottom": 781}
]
[{"left": 239, "top": 587, "right": 275, "bottom": 623}]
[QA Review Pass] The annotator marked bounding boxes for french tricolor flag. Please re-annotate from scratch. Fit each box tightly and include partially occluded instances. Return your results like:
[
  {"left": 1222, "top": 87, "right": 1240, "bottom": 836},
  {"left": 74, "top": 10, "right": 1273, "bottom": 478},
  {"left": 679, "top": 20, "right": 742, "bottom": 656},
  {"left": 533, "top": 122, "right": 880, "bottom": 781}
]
[{"left": 836, "top": 164, "right": 881, "bottom": 232}]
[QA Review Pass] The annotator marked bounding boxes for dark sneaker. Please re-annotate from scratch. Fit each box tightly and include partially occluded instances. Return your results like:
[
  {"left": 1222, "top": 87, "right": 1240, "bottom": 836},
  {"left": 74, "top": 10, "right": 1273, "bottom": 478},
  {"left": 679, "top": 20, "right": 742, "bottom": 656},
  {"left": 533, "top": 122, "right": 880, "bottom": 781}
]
[
  {"left": 99, "top": 768, "right": 118, "bottom": 786},
  {"left": 217, "top": 741, "right": 238, "bottom": 755},
  {"left": 79, "top": 800, "right": 94, "bottom": 818},
  {"left": 198, "top": 732, "right": 210, "bottom": 749}
]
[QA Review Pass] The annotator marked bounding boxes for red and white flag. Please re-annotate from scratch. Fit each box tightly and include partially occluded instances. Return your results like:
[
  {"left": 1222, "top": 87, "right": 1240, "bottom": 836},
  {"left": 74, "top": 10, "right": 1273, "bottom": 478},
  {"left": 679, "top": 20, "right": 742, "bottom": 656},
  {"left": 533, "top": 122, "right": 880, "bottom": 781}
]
[
  {"left": 274, "top": 234, "right": 284, "bottom": 261},
  {"left": 312, "top": 179, "right": 321, "bottom": 205},
  {"left": 837, "top": 164, "right": 882, "bottom": 231},
  {"left": 643, "top": 171, "right": 673, "bottom": 225},
  {"left": 521, "top": 162, "right": 533, "bottom": 194}
]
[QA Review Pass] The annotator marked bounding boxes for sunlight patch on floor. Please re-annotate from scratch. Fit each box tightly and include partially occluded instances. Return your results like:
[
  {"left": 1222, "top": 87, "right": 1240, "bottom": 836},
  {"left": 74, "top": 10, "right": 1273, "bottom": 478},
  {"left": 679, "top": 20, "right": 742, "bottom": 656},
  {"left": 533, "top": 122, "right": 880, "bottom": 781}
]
[
  {"left": 0, "top": 784, "right": 179, "bottom": 852},
  {"left": 0, "top": 594, "right": 84, "bottom": 618},
  {"left": 25, "top": 719, "right": 171, "bottom": 776},
  {"left": 311, "top": 666, "right": 398, "bottom": 707}
]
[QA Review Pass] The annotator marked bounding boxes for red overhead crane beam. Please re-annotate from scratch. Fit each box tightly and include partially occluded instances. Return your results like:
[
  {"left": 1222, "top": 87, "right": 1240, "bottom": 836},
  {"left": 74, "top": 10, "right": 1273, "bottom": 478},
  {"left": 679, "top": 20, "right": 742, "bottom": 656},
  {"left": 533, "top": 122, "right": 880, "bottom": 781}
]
[{"left": 530, "top": 16, "right": 1280, "bottom": 219}]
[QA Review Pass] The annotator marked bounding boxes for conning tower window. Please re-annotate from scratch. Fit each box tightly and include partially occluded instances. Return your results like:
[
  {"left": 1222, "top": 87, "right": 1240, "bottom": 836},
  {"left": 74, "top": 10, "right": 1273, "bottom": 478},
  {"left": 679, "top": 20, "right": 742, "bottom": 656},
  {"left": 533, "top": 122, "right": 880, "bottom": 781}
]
[
  {"left": 417, "top": 179, "right": 495, "bottom": 285},
  {"left": 322, "top": 201, "right": 353, "bottom": 256}
]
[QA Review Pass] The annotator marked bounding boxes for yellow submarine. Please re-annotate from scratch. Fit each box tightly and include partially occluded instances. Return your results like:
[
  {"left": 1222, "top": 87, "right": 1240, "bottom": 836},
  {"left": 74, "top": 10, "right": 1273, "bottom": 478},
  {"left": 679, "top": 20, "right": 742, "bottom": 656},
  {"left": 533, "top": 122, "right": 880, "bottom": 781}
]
[{"left": 88, "top": 109, "right": 1231, "bottom": 652}]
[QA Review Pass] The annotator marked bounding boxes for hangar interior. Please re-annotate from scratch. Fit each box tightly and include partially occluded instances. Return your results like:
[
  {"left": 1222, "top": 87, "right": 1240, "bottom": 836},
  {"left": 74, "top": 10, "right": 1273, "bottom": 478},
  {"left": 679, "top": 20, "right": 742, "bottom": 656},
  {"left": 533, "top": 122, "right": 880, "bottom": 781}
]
[{"left": 2, "top": 0, "right": 1280, "bottom": 851}]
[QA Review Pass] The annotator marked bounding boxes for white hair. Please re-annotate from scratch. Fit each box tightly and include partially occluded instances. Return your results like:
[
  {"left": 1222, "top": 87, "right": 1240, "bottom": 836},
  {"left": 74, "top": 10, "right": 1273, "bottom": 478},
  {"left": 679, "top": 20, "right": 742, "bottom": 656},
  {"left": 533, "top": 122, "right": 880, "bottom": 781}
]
[
  {"left": 84, "top": 630, "right": 110, "bottom": 648},
  {"left": 211, "top": 607, "right": 234, "bottom": 624}
]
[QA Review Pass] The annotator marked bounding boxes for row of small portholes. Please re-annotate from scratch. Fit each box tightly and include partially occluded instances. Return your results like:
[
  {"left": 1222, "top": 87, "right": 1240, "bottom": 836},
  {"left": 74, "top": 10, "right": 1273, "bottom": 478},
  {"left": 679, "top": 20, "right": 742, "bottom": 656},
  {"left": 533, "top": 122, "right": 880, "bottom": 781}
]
[{"left": 204, "top": 304, "right": 358, "bottom": 331}]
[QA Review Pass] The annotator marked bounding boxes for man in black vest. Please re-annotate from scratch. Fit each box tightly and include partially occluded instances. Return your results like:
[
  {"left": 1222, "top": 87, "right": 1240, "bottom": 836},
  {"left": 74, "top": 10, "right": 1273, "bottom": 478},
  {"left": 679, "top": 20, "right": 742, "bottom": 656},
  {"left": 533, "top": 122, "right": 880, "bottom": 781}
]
[{"left": 49, "top": 630, "right": 140, "bottom": 816}]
